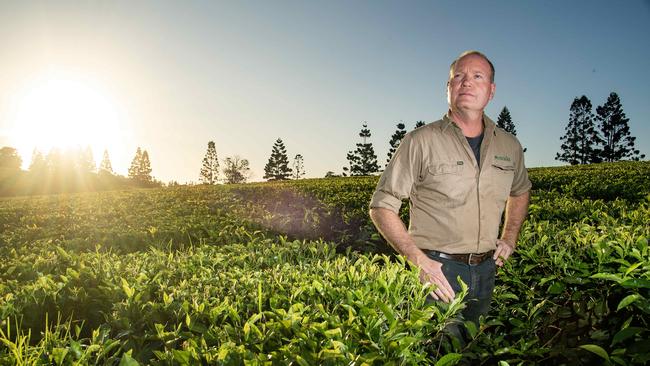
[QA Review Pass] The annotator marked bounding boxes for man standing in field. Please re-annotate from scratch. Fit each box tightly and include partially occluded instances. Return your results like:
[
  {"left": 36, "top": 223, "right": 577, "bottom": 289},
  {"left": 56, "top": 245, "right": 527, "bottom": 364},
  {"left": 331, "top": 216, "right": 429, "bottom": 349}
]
[{"left": 369, "top": 50, "right": 531, "bottom": 336}]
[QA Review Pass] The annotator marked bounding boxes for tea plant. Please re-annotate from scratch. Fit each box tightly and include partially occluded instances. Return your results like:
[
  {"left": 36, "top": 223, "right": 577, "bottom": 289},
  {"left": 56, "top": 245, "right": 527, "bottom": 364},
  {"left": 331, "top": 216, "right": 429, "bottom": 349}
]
[{"left": 0, "top": 160, "right": 648, "bottom": 364}]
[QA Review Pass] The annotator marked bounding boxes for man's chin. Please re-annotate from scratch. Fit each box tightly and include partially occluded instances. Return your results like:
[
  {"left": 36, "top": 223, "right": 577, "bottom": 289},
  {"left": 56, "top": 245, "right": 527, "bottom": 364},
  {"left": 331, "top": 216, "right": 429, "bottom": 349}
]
[
  {"left": 452, "top": 104, "right": 478, "bottom": 112},
  {"left": 453, "top": 101, "right": 489, "bottom": 112}
]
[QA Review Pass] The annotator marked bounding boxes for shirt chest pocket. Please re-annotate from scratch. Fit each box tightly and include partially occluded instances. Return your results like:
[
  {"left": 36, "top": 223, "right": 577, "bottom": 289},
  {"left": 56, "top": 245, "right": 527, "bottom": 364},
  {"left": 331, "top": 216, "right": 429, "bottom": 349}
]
[
  {"left": 490, "top": 162, "right": 515, "bottom": 200},
  {"left": 418, "top": 161, "right": 469, "bottom": 204}
]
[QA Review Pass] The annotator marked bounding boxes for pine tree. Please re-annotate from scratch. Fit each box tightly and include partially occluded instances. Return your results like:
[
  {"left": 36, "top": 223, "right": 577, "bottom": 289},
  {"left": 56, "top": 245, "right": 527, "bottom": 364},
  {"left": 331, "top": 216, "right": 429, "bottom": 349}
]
[
  {"left": 200, "top": 141, "right": 219, "bottom": 184},
  {"left": 99, "top": 149, "right": 114, "bottom": 174},
  {"left": 344, "top": 122, "right": 379, "bottom": 176},
  {"left": 556, "top": 96, "right": 600, "bottom": 165},
  {"left": 496, "top": 106, "right": 527, "bottom": 152},
  {"left": 292, "top": 154, "right": 305, "bottom": 179},
  {"left": 386, "top": 122, "right": 407, "bottom": 166},
  {"left": 414, "top": 121, "right": 426, "bottom": 129},
  {"left": 263, "top": 138, "right": 292, "bottom": 181},
  {"left": 128, "top": 147, "right": 142, "bottom": 179},
  {"left": 128, "top": 147, "right": 152, "bottom": 182},
  {"left": 140, "top": 150, "right": 152, "bottom": 182},
  {"left": 595, "top": 92, "right": 645, "bottom": 162},
  {"left": 496, "top": 106, "right": 517, "bottom": 135},
  {"left": 223, "top": 156, "right": 250, "bottom": 184}
]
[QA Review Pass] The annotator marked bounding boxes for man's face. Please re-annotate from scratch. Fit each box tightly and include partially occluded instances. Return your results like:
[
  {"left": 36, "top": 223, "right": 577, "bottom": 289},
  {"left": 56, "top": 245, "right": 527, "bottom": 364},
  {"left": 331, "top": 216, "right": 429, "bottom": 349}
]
[{"left": 446, "top": 54, "right": 496, "bottom": 113}]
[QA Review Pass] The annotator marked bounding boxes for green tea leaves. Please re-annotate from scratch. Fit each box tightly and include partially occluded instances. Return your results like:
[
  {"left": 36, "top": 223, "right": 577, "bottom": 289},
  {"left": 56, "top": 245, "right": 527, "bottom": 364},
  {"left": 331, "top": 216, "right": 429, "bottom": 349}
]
[
  {"left": 617, "top": 294, "right": 642, "bottom": 311},
  {"left": 579, "top": 344, "right": 610, "bottom": 361}
]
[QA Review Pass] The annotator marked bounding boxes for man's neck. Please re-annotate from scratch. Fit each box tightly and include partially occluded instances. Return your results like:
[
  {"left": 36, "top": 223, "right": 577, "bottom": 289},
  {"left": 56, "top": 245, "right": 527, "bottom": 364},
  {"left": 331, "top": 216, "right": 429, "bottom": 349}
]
[{"left": 449, "top": 109, "right": 484, "bottom": 137}]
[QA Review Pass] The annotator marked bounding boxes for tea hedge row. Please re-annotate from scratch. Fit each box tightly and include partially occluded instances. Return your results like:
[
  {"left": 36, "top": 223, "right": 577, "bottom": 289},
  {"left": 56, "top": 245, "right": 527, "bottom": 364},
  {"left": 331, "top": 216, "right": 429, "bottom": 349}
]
[
  {"left": 528, "top": 161, "right": 650, "bottom": 202},
  {"left": 0, "top": 160, "right": 648, "bottom": 364},
  {"left": 1, "top": 234, "right": 469, "bottom": 365}
]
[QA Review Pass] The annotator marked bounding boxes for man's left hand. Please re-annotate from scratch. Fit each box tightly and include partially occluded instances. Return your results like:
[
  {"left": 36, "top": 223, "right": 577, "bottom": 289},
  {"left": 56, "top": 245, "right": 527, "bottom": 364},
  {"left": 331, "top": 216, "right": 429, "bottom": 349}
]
[{"left": 493, "top": 239, "right": 515, "bottom": 267}]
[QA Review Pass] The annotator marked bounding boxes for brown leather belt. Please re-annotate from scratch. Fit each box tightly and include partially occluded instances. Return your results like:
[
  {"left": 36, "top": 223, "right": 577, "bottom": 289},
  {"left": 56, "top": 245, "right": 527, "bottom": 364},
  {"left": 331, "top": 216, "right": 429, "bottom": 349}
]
[{"left": 425, "top": 250, "right": 495, "bottom": 266}]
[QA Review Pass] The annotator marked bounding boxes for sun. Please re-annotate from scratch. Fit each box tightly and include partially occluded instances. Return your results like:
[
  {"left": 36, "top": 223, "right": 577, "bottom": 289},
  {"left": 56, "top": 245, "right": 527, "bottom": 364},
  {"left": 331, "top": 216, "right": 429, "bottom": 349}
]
[{"left": 8, "top": 75, "right": 128, "bottom": 167}]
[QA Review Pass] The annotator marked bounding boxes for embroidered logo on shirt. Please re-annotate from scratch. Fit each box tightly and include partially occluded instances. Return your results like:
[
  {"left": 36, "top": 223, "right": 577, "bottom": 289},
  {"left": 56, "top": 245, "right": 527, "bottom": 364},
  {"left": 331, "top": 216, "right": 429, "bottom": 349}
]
[
  {"left": 457, "top": 161, "right": 464, "bottom": 165},
  {"left": 494, "top": 155, "right": 511, "bottom": 162}
]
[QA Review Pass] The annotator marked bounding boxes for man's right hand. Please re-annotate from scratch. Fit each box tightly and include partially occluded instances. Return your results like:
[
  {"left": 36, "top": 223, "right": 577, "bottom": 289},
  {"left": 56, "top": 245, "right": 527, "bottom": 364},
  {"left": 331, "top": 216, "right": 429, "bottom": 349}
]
[
  {"left": 417, "top": 256, "right": 456, "bottom": 303},
  {"left": 368, "top": 208, "right": 456, "bottom": 303}
]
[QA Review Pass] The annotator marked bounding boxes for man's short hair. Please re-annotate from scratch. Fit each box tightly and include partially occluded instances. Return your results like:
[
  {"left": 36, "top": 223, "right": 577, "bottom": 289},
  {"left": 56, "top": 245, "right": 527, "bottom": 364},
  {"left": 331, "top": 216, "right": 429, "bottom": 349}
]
[{"left": 449, "top": 50, "right": 495, "bottom": 83}]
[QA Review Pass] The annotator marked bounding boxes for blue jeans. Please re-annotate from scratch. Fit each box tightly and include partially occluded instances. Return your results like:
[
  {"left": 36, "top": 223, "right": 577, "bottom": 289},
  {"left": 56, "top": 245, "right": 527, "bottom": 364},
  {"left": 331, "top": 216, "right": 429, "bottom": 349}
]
[{"left": 425, "top": 251, "right": 496, "bottom": 327}]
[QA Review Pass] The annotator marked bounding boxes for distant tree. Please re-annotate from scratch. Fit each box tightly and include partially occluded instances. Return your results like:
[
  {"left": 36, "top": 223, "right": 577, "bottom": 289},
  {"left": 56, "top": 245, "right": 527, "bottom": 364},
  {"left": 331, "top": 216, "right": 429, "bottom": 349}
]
[
  {"left": 344, "top": 122, "right": 379, "bottom": 176},
  {"left": 29, "top": 149, "right": 47, "bottom": 174},
  {"left": 414, "top": 121, "right": 426, "bottom": 129},
  {"left": 99, "top": 149, "right": 114, "bottom": 174},
  {"left": 221, "top": 155, "right": 250, "bottom": 184},
  {"left": 595, "top": 92, "right": 645, "bottom": 162},
  {"left": 263, "top": 138, "right": 292, "bottom": 181},
  {"left": 387, "top": 122, "right": 407, "bottom": 166},
  {"left": 223, "top": 156, "right": 250, "bottom": 184},
  {"left": 200, "top": 141, "right": 220, "bottom": 184},
  {"left": 496, "top": 106, "right": 517, "bottom": 135},
  {"left": 45, "top": 149, "right": 60, "bottom": 172},
  {"left": 292, "top": 154, "right": 305, "bottom": 179},
  {"left": 128, "top": 147, "right": 153, "bottom": 182},
  {"left": 26, "top": 149, "right": 49, "bottom": 194},
  {"left": 128, "top": 147, "right": 142, "bottom": 179},
  {"left": 140, "top": 150, "right": 152, "bottom": 182},
  {"left": 41, "top": 148, "right": 75, "bottom": 193},
  {"left": 0, "top": 147, "right": 22, "bottom": 171},
  {"left": 46, "top": 148, "right": 73, "bottom": 174},
  {"left": 497, "top": 106, "right": 527, "bottom": 152},
  {"left": 0, "top": 147, "right": 23, "bottom": 195},
  {"left": 556, "top": 96, "right": 600, "bottom": 165},
  {"left": 78, "top": 146, "right": 96, "bottom": 173},
  {"left": 324, "top": 171, "right": 340, "bottom": 178},
  {"left": 0, "top": 147, "right": 22, "bottom": 188}
]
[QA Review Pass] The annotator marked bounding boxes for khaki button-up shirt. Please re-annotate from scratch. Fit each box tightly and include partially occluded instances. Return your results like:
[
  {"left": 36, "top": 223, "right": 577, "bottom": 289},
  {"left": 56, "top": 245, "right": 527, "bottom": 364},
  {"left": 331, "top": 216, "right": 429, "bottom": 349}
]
[{"left": 370, "top": 114, "right": 532, "bottom": 254}]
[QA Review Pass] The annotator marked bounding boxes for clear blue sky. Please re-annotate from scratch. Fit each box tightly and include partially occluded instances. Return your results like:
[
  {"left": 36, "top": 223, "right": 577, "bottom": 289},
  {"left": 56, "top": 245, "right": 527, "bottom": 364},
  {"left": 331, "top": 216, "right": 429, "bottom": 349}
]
[{"left": 1, "top": 0, "right": 648, "bottom": 183}]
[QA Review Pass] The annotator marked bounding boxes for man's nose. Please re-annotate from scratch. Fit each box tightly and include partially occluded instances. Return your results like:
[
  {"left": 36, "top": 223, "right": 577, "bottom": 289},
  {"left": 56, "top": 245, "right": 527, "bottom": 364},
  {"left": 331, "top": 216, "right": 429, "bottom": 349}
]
[{"left": 461, "top": 75, "right": 472, "bottom": 87}]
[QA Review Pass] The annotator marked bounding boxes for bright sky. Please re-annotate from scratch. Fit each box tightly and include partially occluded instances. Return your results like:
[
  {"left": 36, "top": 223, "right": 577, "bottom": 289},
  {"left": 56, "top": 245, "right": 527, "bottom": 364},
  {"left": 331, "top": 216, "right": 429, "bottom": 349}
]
[{"left": 0, "top": 1, "right": 648, "bottom": 183}]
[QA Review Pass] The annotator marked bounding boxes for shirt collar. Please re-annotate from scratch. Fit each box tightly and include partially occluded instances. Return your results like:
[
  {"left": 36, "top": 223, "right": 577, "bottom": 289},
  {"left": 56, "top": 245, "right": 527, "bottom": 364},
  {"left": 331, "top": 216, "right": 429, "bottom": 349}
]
[{"left": 442, "top": 112, "right": 497, "bottom": 136}]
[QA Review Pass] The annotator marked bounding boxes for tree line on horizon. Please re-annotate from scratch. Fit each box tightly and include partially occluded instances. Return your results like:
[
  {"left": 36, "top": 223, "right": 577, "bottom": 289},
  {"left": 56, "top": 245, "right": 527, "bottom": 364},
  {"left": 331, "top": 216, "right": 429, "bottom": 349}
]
[
  {"left": 0, "top": 146, "right": 161, "bottom": 196},
  {"left": 340, "top": 91, "right": 644, "bottom": 177},
  {"left": 0, "top": 91, "right": 645, "bottom": 196},
  {"left": 196, "top": 139, "right": 306, "bottom": 185}
]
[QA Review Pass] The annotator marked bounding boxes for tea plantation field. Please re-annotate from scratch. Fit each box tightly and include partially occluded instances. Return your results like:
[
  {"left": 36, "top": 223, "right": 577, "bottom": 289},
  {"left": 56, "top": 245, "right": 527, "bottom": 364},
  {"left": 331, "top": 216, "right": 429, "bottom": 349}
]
[{"left": 0, "top": 161, "right": 648, "bottom": 365}]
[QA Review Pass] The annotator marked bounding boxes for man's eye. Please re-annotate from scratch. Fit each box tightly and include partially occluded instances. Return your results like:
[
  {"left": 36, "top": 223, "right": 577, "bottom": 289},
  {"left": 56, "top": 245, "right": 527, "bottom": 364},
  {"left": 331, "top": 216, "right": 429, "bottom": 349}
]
[{"left": 474, "top": 74, "right": 483, "bottom": 79}]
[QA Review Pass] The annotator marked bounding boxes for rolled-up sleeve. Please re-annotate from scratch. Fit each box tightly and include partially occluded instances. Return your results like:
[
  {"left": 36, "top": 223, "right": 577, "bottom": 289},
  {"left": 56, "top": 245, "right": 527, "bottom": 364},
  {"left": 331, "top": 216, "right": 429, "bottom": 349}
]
[
  {"left": 510, "top": 141, "right": 532, "bottom": 196},
  {"left": 369, "top": 133, "right": 418, "bottom": 213}
]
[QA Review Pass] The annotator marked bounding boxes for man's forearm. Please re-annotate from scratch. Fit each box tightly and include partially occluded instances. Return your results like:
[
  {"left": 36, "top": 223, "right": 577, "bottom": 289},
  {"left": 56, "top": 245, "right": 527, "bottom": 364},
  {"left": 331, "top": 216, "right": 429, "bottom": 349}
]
[
  {"left": 501, "top": 190, "right": 530, "bottom": 246},
  {"left": 370, "top": 207, "right": 456, "bottom": 302},
  {"left": 369, "top": 207, "right": 428, "bottom": 266}
]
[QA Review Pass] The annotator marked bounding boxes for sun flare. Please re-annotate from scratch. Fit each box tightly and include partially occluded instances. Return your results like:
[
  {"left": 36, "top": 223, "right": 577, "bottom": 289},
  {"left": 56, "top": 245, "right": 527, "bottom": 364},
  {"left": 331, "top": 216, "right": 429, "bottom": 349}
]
[{"left": 8, "top": 75, "right": 128, "bottom": 167}]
